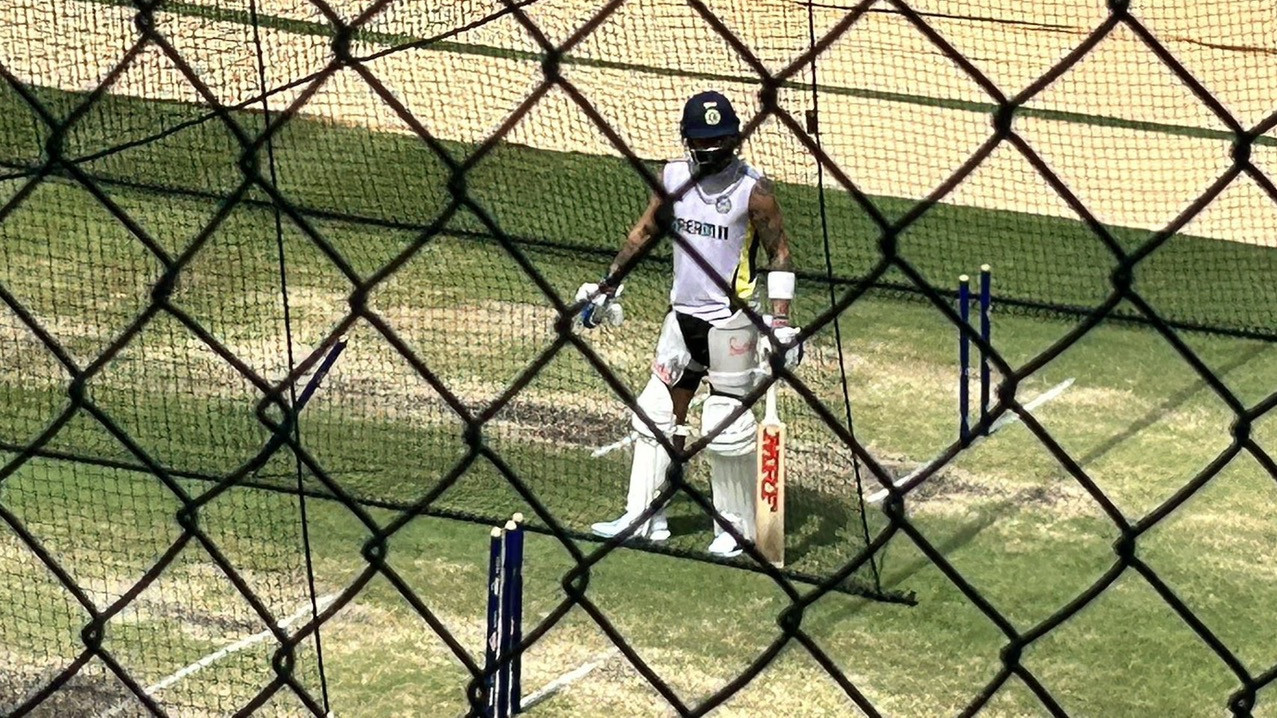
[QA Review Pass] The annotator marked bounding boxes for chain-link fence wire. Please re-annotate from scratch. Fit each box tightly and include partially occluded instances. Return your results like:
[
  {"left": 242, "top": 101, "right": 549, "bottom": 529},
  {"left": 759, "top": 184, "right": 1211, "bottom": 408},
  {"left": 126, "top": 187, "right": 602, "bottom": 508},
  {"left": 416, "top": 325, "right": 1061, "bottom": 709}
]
[
  {"left": 0, "top": 0, "right": 905, "bottom": 608},
  {"left": 2, "top": 0, "right": 1277, "bottom": 714}
]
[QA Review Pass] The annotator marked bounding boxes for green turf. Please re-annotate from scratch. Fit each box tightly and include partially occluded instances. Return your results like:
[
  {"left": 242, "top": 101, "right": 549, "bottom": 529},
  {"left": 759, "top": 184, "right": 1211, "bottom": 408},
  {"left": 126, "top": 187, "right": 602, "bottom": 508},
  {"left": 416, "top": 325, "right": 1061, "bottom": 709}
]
[
  {"left": 4, "top": 59, "right": 1277, "bottom": 717},
  {"left": 2, "top": 78, "right": 1276, "bottom": 337},
  {"left": 5, "top": 339, "right": 1277, "bottom": 716}
]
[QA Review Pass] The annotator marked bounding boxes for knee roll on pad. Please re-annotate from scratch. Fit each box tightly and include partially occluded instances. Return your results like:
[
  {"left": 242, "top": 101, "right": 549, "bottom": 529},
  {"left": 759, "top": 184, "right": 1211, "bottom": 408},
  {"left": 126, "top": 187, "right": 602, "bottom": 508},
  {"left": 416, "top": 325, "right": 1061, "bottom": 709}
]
[
  {"left": 651, "top": 311, "right": 693, "bottom": 387},
  {"left": 700, "top": 394, "right": 757, "bottom": 457},
  {"left": 631, "top": 374, "right": 676, "bottom": 439}
]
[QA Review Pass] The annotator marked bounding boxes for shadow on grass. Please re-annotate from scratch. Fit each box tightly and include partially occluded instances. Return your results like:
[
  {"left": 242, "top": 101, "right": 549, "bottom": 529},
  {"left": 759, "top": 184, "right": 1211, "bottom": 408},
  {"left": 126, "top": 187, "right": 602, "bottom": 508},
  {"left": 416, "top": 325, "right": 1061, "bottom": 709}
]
[
  {"left": 850, "top": 341, "right": 1275, "bottom": 611},
  {"left": 654, "top": 482, "right": 869, "bottom": 566},
  {"left": 623, "top": 479, "right": 886, "bottom": 593}
]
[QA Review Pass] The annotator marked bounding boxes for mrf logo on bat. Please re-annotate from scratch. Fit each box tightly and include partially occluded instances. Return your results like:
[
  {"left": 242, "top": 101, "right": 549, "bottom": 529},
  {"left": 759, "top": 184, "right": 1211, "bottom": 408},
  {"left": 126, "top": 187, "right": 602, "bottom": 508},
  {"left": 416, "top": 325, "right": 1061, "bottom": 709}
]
[{"left": 758, "top": 427, "right": 782, "bottom": 511}]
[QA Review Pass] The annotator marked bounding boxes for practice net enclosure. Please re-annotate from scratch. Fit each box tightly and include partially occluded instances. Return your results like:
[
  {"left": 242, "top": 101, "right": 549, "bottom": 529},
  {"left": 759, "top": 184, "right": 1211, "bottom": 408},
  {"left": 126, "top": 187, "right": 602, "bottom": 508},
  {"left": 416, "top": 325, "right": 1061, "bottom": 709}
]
[{"left": 2, "top": 0, "right": 1277, "bottom": 714}]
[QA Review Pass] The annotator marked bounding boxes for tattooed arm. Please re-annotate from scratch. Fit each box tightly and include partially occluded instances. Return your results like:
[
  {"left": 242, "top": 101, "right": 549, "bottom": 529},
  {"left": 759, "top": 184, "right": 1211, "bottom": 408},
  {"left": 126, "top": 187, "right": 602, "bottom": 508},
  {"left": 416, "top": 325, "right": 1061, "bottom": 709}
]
[
  {"left": 604, "top": 192, "right": 664, "bottom": 293},
  {"left": 748, "top": 176, "right": 794, "bottom": 322},
  {"left": 575, "top": 193, "right": 663, "bottom": 329}
]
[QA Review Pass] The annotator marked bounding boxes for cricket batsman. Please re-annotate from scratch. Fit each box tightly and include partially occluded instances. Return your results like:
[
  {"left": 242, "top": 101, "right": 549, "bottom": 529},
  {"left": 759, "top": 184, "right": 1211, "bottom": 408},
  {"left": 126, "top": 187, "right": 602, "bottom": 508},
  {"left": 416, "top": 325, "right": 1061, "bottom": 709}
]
[{"left": 577, "top": 91, "right": 803, "bottom": 558}]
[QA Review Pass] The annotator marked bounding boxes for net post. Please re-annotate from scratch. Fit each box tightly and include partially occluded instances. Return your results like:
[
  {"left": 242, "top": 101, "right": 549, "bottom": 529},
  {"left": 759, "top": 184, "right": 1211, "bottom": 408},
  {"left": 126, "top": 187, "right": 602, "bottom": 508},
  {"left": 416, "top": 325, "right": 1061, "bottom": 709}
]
[
  {"left": 485, "top": 526, "right": 504, "bottom": 718},
  {"left": 507, "top": 513, "right": 525, "bottom": 714},
  {"left": 497, "top": 519, "right": 519, "bottom": 718},
  {"left": 979, "top": 265, "right": 992, "bottom": 433},
  {"left": 958, "top": 275, "right": 971, "bottom": 443}
]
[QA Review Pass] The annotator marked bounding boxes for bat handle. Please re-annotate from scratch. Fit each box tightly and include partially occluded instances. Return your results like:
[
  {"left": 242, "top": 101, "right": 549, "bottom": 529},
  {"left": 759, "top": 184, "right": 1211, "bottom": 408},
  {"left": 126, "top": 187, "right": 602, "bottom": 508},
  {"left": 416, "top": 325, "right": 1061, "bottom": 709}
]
[{"left": 763, "top": 381, "right": 779, "bottom": 424}]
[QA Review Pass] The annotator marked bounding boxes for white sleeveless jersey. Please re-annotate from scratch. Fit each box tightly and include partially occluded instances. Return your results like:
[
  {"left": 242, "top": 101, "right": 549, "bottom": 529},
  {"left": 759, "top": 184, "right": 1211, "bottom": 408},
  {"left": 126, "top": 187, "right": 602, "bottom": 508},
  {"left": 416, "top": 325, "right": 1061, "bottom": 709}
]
[{"left": 662, "top": 157, "right": 762, "bottom": 324}]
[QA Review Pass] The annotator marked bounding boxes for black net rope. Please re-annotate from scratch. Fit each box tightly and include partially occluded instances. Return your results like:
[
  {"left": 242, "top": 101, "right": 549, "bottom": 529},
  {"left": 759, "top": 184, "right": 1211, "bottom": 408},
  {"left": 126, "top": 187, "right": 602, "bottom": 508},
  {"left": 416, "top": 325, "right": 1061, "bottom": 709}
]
[
  {"left": 0, "top": 0, "right": 1275, "bottom": 715},
  {"left": 803, "top": 0, "right": 881, "bottom": 593},
  {"left": 245, "top": 0, "right": 333, "bottom": 709}
]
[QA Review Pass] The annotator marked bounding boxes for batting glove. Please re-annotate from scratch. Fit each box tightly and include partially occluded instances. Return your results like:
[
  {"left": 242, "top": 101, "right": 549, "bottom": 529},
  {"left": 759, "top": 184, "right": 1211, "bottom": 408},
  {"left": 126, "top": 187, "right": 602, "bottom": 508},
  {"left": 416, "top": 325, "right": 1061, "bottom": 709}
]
[
  {"left": 575, "top": 281, "right": 625, "bottom": 329},
  {"left": 758, "top": 315, "right": 804, "bottom": 370}
]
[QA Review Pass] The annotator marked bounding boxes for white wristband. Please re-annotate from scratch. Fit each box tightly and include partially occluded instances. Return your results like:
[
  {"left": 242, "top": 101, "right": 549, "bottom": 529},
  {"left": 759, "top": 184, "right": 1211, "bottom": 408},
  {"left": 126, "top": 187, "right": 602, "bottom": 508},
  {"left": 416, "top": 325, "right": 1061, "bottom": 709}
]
[{"left": 767, "top": 271, "right": 795, "bottom": 301}]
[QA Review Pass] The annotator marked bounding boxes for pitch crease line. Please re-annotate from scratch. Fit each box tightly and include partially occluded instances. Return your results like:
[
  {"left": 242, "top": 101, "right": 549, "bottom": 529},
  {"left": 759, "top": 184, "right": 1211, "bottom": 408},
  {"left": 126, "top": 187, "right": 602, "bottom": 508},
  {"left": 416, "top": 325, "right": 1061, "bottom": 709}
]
[
  {"left": 518, "top": 647, "right": 620, "bottom": 711},
  {"left": 98, "top": 593, "right": 341, "bottom": 717},
  {"left": 866, "top": 378, "right": 1075, "bottom": 504}
]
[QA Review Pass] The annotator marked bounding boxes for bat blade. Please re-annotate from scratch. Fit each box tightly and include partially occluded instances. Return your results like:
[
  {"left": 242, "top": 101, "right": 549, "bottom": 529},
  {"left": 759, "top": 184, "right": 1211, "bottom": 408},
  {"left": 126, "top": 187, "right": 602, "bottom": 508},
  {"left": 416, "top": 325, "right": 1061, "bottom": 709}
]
[{"left": 755, "top": 383, "right": 785, "bottom": 568}]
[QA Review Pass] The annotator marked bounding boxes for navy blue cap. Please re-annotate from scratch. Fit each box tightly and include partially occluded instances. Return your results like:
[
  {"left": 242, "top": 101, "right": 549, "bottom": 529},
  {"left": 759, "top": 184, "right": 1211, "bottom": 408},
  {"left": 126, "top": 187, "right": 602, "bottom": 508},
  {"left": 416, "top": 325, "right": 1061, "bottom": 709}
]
[{"left": 680, "top": 91, "right": 740, "bottom": 139}]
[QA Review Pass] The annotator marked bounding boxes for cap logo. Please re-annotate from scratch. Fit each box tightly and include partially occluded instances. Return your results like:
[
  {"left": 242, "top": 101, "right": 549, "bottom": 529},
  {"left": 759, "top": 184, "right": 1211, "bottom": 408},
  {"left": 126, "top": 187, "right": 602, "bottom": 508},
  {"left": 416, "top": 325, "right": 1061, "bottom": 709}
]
[{"left": 704, "top": 107, "right": 722, "bottom": 125}]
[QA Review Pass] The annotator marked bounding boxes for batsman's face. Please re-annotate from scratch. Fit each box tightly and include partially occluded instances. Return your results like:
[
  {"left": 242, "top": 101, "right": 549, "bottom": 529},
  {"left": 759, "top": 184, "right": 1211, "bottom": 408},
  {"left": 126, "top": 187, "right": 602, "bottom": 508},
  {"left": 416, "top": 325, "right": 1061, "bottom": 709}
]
[{"left": 686, "top": 134, "right": 738, "bottom": 174}]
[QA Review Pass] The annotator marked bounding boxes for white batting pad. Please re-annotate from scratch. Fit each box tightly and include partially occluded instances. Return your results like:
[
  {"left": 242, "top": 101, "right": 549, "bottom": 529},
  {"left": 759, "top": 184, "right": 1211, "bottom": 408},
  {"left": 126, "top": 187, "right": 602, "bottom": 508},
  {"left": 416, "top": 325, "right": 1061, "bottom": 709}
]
[
  {"left": 710, "top": 452, "right": 755, "bottom": 540},
  {"left": 625, "top": 435, "right": 673, "bottom": 521}
]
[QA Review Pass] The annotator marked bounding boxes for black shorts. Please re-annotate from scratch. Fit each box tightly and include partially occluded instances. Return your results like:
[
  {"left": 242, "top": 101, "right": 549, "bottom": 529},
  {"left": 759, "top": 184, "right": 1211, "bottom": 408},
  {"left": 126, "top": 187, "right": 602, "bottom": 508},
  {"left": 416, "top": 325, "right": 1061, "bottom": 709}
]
[{"left": 672, "top": 311, "right": 712, "bottom": 391}]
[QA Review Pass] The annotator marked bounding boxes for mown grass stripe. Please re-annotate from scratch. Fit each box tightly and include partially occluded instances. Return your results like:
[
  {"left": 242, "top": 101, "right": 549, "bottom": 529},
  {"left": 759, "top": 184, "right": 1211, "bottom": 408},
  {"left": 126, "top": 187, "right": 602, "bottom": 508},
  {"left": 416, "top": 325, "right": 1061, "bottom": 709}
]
[{"left": 4, "top": 76, "right": 1276, "bottom": 337}]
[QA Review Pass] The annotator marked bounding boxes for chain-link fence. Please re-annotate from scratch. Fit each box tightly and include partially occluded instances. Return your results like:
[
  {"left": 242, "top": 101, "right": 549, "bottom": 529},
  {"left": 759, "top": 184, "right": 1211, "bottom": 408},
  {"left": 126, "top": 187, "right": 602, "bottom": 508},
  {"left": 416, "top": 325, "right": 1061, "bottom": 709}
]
[{"left": 2, "top": 0, "right": 1276, "bottom": 715}]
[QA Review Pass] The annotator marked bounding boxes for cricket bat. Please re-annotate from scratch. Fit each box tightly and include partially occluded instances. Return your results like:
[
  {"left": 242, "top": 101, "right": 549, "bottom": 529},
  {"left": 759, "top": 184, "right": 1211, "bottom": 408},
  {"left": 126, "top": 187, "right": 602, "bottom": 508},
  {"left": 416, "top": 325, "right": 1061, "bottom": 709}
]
[{"left": 755, "top": 382, "right": 785, "bottom": 567}]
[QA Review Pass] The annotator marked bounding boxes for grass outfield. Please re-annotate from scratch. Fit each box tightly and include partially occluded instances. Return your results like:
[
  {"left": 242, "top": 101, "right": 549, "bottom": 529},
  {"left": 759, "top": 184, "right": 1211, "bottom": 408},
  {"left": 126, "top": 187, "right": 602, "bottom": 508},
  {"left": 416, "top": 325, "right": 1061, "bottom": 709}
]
[
  {"left": 2, "top": 85, "right": 1277, "bottom": 713},
  {"left": 3, "top": 308, "right": 1276, "bottom": 716},
  {"left": 2, "top": 81, "right": 1276, "bottom": 337}
]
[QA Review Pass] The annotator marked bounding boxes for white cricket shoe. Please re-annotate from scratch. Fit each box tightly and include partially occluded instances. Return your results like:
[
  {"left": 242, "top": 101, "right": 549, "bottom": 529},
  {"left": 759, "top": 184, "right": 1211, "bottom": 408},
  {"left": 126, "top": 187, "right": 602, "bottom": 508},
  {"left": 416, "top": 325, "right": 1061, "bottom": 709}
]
[
  {"left": 649, "top": 513, "right": 671, "bottom": 542},
  {"left": 590, "top": 511, "right": 670, "bottom": 542},
  {"left": 707, "top": 531, "right": 742, "bottom": 558}
]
